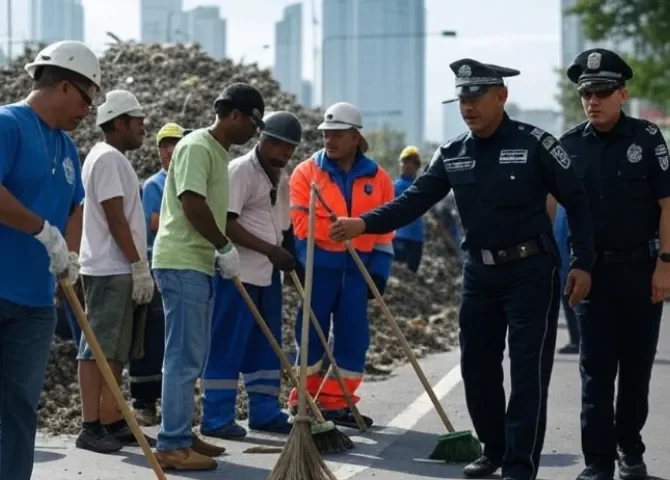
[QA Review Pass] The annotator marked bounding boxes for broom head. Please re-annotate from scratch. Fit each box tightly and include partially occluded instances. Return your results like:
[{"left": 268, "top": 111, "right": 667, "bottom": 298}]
[
  {"left": 311, "top": 420, "right": 354, "bottom": 454},
  {"left": 428, "top": 429, "right": 482, "bottom": 463},
  {"left": 267, "top": 417, "right": 338, "bottom": 480}
]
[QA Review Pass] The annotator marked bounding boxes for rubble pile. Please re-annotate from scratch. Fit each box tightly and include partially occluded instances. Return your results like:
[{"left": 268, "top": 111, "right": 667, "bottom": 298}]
[
  {"left": 12, "top": 42, "right": 463, "bottom": 434},
  {"left": 0, "top": 42, "right": 325, "bottom": 178}
]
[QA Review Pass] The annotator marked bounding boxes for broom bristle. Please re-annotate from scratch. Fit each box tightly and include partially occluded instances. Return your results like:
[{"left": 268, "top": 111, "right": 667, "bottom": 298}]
[
  {"left": 428, "top": 430, "right": 482, "bottom": 463},
  {"left": 311, "top": 420, "right": 354, "bottom": 454},
  {"left": 267, "top": 417, "right": 339, "bottom": 480}
]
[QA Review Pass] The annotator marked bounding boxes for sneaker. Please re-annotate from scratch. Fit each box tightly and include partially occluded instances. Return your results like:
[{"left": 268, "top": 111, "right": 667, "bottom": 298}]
[
  {"left": 576, "top": 465, "right": 615, "bottom": 480},
  {"left": 558, "top": 343, "right": 580, "bottom": 354},
  {"left": 320, "top": 408, "right": 374, "bottom": 429},
  {"left": 75, "top": 426, "right": 123, "bottom": 454},
  {"left": 103, "top": 419, "right": 157, "bottom": 447},
  {"left": 200, "top": 421, "right": 247, "bottom": 439},
  {"left": 250, "top": 413, "right": 293, "bottom": 435}
]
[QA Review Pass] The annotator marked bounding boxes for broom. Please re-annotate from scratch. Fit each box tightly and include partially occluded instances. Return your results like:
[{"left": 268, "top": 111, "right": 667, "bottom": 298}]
[
  {"left": 289, "top": 270, "right": 368, "bottom": 432},
  {"left": 230, "top": 277, "right": 353, "bottom": 454},
  {"left": 59, "top": 280, "right": 168, "bottom": 480},
  {"left": 312, "top": 185, "right": 482, "bottom": 463},
  {"left": 267, "top": 183, "right": 339, "bottom": 480}
]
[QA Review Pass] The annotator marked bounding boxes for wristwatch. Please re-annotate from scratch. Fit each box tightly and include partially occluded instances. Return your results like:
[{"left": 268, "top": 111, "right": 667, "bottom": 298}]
[{"left": 659, "top": 252, "right": 670, "bottom": 263}]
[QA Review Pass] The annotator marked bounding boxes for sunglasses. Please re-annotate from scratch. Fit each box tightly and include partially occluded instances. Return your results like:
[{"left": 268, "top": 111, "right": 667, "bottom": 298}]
[
  {"left": 69, "top": 81, "right": 96, "bottom": 109},
  {"left": 580, "top": 88, "right": 619, "bottom": 100}
]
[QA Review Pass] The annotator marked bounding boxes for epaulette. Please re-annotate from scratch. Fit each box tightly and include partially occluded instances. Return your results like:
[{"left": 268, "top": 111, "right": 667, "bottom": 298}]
[
  {"left": 638, "top": 118, "right": 662, "bottom": 136},
  {"left": 440, "top": 131, "right": 469, "bottom": 151},
  {"left": 559, "top": 121, "right": 589, "bottom": 140}
]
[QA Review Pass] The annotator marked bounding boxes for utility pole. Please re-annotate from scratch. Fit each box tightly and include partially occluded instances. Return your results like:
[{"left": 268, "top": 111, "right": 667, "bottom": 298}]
[
  {"left": 310, "top": 0, "right": 318, "bottom": 107},
  {"left": 7, "top": 0, "right": 12, "bottom": 59}
]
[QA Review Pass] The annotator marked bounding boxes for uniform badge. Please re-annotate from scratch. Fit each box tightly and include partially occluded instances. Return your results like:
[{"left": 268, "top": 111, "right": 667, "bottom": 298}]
[
  {"left": 646, "top": 123, "right": 659, "bottom": 135},
  {"left": 499, "top": 149, "right": 528, "bottom": 164},
  {"left": 62, "top": 157, "right": 75, "bottom": 185},
  {"left": 586, "top": 52, "right": 602, "bottom": 70},
  {"left": 363, "top": 184, "right": 373, "bottom": 195},
  {"left": 542, "top": 135, "right": 557, "bottom": 151},
  {"left": 550, "top": 145, "right": 571, "bottom": 169},
  {"left": 655, "top": 144, "right": 669, "bottom": 171},
  {"left": 458, "top": 64, "right": 472, "bottom": 78},
  {"left": 626, "top": 144, "right": 643, "bottom": 163}
]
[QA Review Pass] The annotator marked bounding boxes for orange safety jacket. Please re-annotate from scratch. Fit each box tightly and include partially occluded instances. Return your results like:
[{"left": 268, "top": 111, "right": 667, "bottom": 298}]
[{"left": 290, "top": 149, "right": 395, "bottom": 271}]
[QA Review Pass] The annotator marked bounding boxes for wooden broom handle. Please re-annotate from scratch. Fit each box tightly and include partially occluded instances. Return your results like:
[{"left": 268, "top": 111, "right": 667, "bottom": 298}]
[
  {"left": 290, "top": 271, "right": 367, "bottom": 432},
  {"left": 231, "top": 277, "right": 326, "bottom": 423},
  {"left": 59, "top": 280, "right": 168, "bottom": 480},
  {"left": 311, "top": 185, "right": 456, "bottom": 433}
]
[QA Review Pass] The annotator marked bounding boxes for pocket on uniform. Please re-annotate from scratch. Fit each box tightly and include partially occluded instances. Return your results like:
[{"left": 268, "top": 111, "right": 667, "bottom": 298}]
[
  {"left": 482, "top": 171, "right": 534, "bottom": 207},
  {"left": 448, "top": 168, "right": 476, "bottom": 187},
  {"left": 619, "top": 172, "right": 651, "bottom": 199}
]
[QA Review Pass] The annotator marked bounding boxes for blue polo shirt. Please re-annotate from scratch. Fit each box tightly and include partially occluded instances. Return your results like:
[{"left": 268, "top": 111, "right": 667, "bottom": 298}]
[
  {"left": 393, "top": 176, "right": 424, "bottom": 242},
  {"left": 142, "top": 169, "right": 167, "bottom": 260},
  {"left": 0, "top": 103, "right": 85, "bottom": 307}
]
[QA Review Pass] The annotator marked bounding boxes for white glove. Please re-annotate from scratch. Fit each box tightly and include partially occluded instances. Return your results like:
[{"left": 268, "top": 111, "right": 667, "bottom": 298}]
[
  {"left": 131, "top": 260, "right": 155, "bottom": 304},
  {"left": 61, "top": 251, "right": 80, "bottom": 286},
  {"left": 216, "top": 242, "right": 240, "bottom": 279},
  {"left": 34, "top": 220, "right": 70, "bottom": 276}
]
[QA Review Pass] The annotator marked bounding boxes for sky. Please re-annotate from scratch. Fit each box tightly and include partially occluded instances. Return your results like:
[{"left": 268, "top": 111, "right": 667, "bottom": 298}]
[{"left": 80, "top": 0, "right": 563, "bottom": 142}]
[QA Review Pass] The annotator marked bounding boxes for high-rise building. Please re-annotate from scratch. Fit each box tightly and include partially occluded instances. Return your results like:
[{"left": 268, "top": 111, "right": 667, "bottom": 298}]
[
  {"left": 140, "top": 0, "right": 184, "bottom": 43},
  {"left": 274, "top": 3, "right": 303, "bottom": 102},
  {"left": 321, "top": 0, "right": 426, "bottom": 146},
  {"left": 31, "top": 0, "right": 84, "bottom": 43},
  {"left": 184, "top": 6, "right": 227, "bottom": 59},
  {"left": 301, "top": 80, "right": 313, "bottom": 107}
]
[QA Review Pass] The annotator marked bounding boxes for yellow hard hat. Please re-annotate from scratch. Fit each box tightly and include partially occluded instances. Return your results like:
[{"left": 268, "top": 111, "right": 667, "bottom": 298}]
[
  {"left": 399, "top": 145, "right": 421, "bottom": 162},
  {"left": 156, "top": 122, "right": 184, "bottom": 144}
]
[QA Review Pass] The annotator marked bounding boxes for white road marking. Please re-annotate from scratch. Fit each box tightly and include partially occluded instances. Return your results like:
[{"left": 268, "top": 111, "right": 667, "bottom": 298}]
[{"left": 331, "top": 363, "right": 463, "bottom": 479}]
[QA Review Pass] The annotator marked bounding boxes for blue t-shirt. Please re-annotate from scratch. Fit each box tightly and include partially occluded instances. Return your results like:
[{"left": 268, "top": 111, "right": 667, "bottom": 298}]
[
  {"left": 393, "top": 176, "right": 424, "bottom": 242},
  {"left": 0, "top": 103, "right": 85, "bottom": 307},
  {"left": 142, "top": 169, "right": 167, "bottom": 260}
]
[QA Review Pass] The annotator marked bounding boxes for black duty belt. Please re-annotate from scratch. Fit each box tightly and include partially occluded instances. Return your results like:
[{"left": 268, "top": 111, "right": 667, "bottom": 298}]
[
  {"left": 599, "top": 241, "right": 657, "bottom": 264},
  {"left": 471, "top": 235, "right": 549, "bottom": 266}
]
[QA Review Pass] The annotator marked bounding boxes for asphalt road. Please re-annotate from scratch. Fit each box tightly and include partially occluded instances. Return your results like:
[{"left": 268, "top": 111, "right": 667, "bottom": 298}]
[{"left": 32, "top": 311, "right": 670, "bottom": 480}]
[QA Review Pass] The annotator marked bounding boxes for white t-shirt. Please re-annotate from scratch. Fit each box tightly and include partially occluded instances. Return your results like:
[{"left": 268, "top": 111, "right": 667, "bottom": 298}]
[
  {"left": 228, "top": 149, "right": 291, "bottom": 287},
  {"left": 79, "top": 142, "right": 147, "bottom": 276}
]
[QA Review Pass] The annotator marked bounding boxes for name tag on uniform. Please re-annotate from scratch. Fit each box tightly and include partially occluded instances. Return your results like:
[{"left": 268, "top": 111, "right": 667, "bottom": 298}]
[
  {"left": 499, "top": 149, "right": 528, "bottom": 164},
  {"left": 444, "top": 157, "right": 476, "bottom": 172}
]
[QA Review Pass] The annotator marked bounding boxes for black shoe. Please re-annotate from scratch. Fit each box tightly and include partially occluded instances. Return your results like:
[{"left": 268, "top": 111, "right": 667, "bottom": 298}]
[
  {"left": 76, "top": 426, "right": 123, "bottom": 454},
  {"left": 104, "top": 419, "right": 157, "bottom": 447},
  {"left": 618, "top": 455, "right": 647, "bottom": 480},
  {"left": 463, "top": 455, "right": 501, "bottom": 478},
  {"left": 576, "top": 465, "right": 615, "bottom": 480},
  {"left": 558, "top": 343, "right": 580, "bottom": 354},
  {"left": 320, "top": 408, "right": 374, "bottom": 429}
]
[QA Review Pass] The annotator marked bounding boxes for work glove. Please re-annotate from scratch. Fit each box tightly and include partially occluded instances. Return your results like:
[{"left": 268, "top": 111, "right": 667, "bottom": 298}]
[
  {"left": 267, "top": 245, "right": 296, "bottom": 272},
  {"left": 216, "top": 242, "right": 240, "bottom": 279},
  {"left": 34, "top": 220, "right": 70, "bottom": 277},
  {"left": 131, "top": 260, "right": 155, "bottom": 305},
  {"left": 367, "top": 274, "right": 387, "bottom": 299},
  {"left": 62, "top": 251, "right": 81, "bottom": 286}
]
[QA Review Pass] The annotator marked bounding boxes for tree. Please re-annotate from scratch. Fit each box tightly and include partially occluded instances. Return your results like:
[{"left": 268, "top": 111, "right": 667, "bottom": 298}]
[
  {"left": 555, "top": 68, "right": 585, "bottom": 128},
  {"left": 365, "top": 125, "right": 406, "bottom": 175},
  {"left": 568, "top": 0, "right": 670, "bottom": 110}
]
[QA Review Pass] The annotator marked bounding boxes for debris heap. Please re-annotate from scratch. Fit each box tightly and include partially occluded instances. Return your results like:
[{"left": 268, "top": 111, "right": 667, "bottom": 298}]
[
  {"left": 0, "top": 41, "right": 325, "bottom": 177},
  {"left": 0, "top": 42, "right": 462, "bottom": 434}
]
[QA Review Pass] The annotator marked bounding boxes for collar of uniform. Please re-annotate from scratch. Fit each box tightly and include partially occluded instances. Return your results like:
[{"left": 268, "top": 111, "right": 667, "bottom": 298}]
[
  {"left": 582, "top": 111, "right": 633, "bottom": 138},
  {"left": 468, "top": 111, "right": 514, "bottom": 141},
  {"left": 313, "top": 149, "right": 379, "bottom": 179}
]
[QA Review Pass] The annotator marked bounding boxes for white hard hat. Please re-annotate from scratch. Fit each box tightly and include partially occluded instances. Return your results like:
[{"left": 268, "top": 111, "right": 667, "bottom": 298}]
[
  {"left": 25, "top": 40, "right": 101, "bottom": 89},
  {"left": 95, "top": 90, "right": 145, "bottom": 126},
  {"left": 318, "top": 102, "right": 369, "bottom": 153}
]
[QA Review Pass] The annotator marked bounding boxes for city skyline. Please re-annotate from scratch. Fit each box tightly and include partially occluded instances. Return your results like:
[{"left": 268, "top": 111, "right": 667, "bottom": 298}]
[{"left": 1, "top": 0, "right": 574, "bottom": 142}]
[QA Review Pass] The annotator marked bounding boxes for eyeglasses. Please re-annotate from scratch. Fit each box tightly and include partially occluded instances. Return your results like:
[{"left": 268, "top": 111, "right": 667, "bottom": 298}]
[
  {"left": 580, "top": 88, "right": 619, "bottom": 100},
  {"left": 69, "top": 81, "right": 95, "bottom": 109}
]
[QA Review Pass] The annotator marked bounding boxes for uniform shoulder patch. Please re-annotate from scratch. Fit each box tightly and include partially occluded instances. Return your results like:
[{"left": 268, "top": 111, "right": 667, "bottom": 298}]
[
  {"left": 560, "top": 121, "right": 589, "bottom": 140},
  {"left": 655, "top": 143, "right": 669, "bottom": 171},
  {"left": 643, "top": 120, "right": 660, "bottom": 136},
  {"left": 549, "top": 144, "right": 571, "bottom": 169}
]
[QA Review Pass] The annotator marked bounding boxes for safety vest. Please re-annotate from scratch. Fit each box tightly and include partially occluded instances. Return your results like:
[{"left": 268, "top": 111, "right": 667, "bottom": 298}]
[{"left": 290, "top": 150, "right": 394, "bottom": 257}]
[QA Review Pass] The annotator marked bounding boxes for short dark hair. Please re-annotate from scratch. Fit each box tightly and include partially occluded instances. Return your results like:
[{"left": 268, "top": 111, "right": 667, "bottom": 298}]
[
  {"left": 158, "top": 137, "right": 181, "bottom": 149},
  {"left": 100, "top": 114, "right": 131, "bottom": 134},
  {"left": 214, "top": 100, "right": 234, "bottom": 119},
  {"left": 33, "top": 65, "right": 95, "bottom": 90}
]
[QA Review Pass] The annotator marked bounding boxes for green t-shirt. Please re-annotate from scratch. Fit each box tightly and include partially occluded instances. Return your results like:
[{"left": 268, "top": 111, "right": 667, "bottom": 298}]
[{"left": 152, "top": 128, "right": 229, "bottom": 276}]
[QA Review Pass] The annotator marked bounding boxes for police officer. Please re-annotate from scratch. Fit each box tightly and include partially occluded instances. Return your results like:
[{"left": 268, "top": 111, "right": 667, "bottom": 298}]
[
  {"left": 560, "top": 48, "right": 670, "bottom": 480},
  {"left": 329, "top": 58, "right": 595, "bottom": 480}
]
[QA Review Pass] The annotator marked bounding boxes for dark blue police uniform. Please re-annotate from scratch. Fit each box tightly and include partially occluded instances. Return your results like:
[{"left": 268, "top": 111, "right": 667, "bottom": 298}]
[
  {"left": 360, "top": 59, "right": 595, "bottom": 480},
  {"left": 561, "top": 48, "right": 670, "bottom": 480}
]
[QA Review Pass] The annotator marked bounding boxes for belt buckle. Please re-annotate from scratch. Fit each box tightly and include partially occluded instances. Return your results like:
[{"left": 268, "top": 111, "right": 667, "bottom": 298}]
[
  {"left": 518, "top": 244, "right": 530, "bottom": 258},
  {"left": 481, "top": 250, "right": 495, "bottom": 265}
]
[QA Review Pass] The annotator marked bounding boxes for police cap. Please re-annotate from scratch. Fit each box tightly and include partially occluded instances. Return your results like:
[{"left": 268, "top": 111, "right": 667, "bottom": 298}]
[
  {"left": 442, "top": 58, "right": 520, "bottom": 104},
  {"left": 566, "top": 48, "right": 633, "bottom": 91}
]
